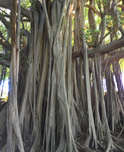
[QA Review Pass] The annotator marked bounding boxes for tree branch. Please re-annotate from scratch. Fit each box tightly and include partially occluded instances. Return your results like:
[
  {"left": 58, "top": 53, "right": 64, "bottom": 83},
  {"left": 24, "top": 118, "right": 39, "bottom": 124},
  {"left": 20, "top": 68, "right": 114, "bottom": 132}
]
[
  {"left": 0, "top": 0, "right": 32, "bottom": 20},
  {"left": 73, "top": 37, "right": 124, "bottom": 59},
  {"left": 117, "top": 4, "right": 124, "bottom": 9},
  {"left": 88, "top": 37, "right": 124, "bottom": 57},
  {"left": 0, "top": 13, "right": 10, "bottom": 28},
  {"left": 72, "top": 51, "right": 83, "bottom": 60},
  {"left": 84, "top": 4, "right": 100, "bottom": 16},
  {"left": 0, "top": 59, "right": 9, "bottom": 67},
  {"left": 102, "top": 50, "right": 124, "bottom": 66},
  {"left": 0, "top": 32, "right": 11, "bottom": 50},
  {"left": 0, "top": 53, "right": 10, "bottom": 67}
]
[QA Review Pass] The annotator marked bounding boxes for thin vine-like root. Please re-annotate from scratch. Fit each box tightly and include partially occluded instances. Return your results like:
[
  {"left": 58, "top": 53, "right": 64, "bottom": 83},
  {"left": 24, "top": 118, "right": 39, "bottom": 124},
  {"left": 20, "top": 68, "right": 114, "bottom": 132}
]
[
  {"left": 75, "top": 141, "right": 94, "bottom": 152},
  {"left": 118, "top": 126, "right": 124, "bottom": 138},
  {"left": 114, "top": 142, "right": 124, "bottom": 152},
  {"left": 97, "top": 140, "right": 105, "bottom": 151},
  {"left": 105, "top": 140, "right": 113, "bottom": 152}
]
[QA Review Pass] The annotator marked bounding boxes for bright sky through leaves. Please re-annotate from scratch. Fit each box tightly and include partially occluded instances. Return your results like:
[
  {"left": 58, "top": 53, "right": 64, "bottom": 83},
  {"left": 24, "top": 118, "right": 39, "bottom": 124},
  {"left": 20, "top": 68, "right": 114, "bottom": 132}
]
[{"left": 0, "top": 79, "right": 9, "bottom": 98}]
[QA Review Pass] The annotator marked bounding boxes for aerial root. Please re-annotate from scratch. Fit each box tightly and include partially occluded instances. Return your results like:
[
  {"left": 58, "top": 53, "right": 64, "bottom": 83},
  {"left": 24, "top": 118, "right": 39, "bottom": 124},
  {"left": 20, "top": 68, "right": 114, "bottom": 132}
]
[
  {"left": 75, "top": 141, "right": 94, "bottom": 152},
  {"left": 0, "top": 144, "right": 6, "bottom": 152},
  {"left": 105, "top": 140, "right": 115, "bottom": 152},
  {"left": 118, "top": 126, "right": 124, "bottom": 138},
  {"left": 114, "top": 142, "right": 124, "bottom": 152},
  {"left": 97, "top": 140, "right": 105, "bottom": 151}
]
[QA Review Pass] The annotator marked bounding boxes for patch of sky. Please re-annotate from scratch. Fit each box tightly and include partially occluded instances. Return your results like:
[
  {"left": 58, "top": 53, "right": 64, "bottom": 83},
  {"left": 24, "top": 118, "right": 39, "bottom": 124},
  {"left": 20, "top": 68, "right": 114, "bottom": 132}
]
[{"left": 0, "top": 79, "right": 9, "bottom": 98}]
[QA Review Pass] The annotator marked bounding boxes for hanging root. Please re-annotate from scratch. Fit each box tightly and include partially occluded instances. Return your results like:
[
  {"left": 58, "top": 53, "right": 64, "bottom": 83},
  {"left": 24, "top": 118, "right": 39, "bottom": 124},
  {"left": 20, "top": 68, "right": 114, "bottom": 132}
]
[
  {"left": 114, "top": 142, "right": 124, "bottom": 152},
  {"left": 118, "top": 126, "right": 124, "bottom": 138},
  {"left": 106, "top": 140, "right": 114, "bottom": 152},
  {"left": 75, "top": 141, "right": 94, "bottom": 152},
  {"left": 97, "top": 140, "right": 105, "bottom": 151}
]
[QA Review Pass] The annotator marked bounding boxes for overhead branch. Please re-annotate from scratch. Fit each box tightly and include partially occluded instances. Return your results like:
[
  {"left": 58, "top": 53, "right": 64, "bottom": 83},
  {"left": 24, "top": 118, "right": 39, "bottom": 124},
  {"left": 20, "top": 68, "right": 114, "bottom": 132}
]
[
  {"left": 117, "top": 4, "right": 124, "bottom": 9},
  {"left": 102, "top": 50, "right": 124, "bottom": 66},
  {"left": 0, "top": 0, "right": 32, "bottom": 20},
  {"left": 21, "top": 7, "right": 32, "bottom": 21},
  {"left": 0, "top": 13, "right": 10, "bottom": 28},
  {"left": 89, "top": 51, "right": 124, "bottom": 69},
  {"left": 88, "top": 37, "right": 124, "bottom": 57},
  {"left": 0, "top": 59, "right": 9, "bottom": 67},
  {"left": 72, "top": 51, "right": 83, "bottom": 60},
  {"left": 119, "top": 26, "right": 124, "bottom": 36},
  {"left": 72, "top": 37, "right": 124, "bottom": 59},
  {"left": 0, "top": 54, "right": 10, "bottom": 67},
  {"left": 0, "top": 32, "right": 11, "bottom": 50},
  {"left": 84, "top": 4, "right": 100, "bottom": 16},
  {"left": 0, "top": 53, "right": 10, "bottom": 59}
]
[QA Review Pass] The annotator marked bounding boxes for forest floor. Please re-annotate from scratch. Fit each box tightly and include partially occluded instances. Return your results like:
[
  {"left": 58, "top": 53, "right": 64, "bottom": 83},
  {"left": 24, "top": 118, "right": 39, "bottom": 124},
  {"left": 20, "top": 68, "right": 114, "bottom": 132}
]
[
  {"left": 76, "top": 129, "right": 124, "bottom": 152},
  {"left": 112, "top": 130, "right": 124, "bottom": 152}
]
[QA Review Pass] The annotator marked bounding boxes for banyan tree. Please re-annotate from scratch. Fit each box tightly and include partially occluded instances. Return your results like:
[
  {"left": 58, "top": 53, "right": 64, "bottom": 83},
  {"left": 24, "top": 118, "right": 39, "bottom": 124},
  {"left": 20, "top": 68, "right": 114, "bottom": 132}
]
[{"left": 0, "top": 0, "right": 124, "bottom": 151}]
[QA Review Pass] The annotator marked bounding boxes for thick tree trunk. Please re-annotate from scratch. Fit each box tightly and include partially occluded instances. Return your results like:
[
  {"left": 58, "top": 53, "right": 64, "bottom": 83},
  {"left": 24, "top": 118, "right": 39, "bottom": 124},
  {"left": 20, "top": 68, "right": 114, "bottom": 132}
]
[
  {"left": 0, "top": 0, "right": 124, "bottom": 152},
  {"left": 7, "top": 0, "right": 24, "bottom": 151}
]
